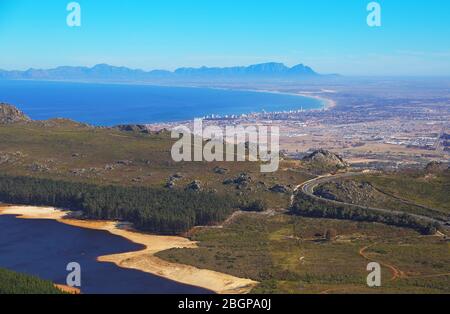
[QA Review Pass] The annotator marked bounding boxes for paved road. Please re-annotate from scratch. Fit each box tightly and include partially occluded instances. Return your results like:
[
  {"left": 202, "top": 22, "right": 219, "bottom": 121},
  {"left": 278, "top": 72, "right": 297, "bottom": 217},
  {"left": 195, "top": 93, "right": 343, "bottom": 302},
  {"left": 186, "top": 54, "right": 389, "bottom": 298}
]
[{"left": 294, "top": 172, "right": 449, "bottom": 227}]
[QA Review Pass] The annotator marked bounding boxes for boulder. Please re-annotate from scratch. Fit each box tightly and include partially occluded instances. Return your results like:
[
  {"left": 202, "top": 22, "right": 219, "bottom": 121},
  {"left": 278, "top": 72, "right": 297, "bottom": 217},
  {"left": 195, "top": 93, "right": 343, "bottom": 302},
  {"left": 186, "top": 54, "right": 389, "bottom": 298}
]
[
  {"left": 213, "top": 166, "right": 228, "bottom": 174},
  {"left": 186, "top": 180, "right": 202, "bottom": 191},
  {"left": 269, "top": 184, "right": 291, "bottom": 194}
]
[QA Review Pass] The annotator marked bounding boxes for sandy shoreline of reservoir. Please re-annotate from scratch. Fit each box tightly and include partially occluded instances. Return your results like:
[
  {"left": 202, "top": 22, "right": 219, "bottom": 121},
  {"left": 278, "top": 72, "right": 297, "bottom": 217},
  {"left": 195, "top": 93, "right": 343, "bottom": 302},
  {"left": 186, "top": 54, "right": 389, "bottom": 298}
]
[{"left": 0, "top": 205, "right": 258, "bottom": 294}]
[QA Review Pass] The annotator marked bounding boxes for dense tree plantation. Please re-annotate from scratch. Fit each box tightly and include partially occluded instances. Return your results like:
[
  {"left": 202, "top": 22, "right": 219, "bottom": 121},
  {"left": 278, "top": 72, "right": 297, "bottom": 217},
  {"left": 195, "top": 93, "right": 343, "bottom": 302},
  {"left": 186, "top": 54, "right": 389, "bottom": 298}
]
[
  {"left": 291, "top": 191, "right": 440, "bottom": 235},
  {"left": 0, "top": 175, "right": 237, "bottom": 234},
  {"left": 0, "top": 268, "right": 63, "bottom": 294}
]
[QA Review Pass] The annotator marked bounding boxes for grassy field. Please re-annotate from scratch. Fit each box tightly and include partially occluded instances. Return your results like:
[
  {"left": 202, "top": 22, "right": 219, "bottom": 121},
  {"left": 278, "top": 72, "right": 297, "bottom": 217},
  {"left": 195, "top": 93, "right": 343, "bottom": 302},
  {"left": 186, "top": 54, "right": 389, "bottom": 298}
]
[{"left": 157, "top": 212, "right": 450, "bottom": 294}]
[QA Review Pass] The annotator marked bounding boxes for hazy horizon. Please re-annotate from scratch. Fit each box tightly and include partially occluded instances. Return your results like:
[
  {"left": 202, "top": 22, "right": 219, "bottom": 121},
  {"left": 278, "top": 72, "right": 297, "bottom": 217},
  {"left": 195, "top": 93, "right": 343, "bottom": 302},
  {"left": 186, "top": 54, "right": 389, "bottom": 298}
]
[
  {"left": 3, "top": 62, "right": 450, "bottom": 79},
  {"left": 1, "top": 0, "right": 449, "bottom": 76}
]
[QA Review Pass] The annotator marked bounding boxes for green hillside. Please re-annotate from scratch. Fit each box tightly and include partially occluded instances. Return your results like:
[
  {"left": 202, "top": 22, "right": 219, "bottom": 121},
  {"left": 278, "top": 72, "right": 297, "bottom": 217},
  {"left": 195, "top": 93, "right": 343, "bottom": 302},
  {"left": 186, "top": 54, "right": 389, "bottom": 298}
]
[
  {"left": 0, "top": 119, "right": 309, "bottom": 234},
  {"left": 157, "top": 212, "right": 450, "bottom": 294},
  {"left": 0, "top": 268, "right": 63, "bottom": 294}
]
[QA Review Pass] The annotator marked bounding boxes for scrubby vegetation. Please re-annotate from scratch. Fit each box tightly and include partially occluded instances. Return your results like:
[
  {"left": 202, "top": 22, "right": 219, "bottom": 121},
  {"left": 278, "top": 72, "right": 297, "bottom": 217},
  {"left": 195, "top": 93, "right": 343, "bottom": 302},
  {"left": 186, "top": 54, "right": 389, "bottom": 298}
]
[
  {"left": 0, "top": 115, "right": 313, "bottom": 233},
  {"left": 0, "top": 119, "right": 305, "bottom": 210},
  {"left": 157, "top": 213, "right": 450, "bottom": 294},
  {"left": 291, "top": 190, "right": 441, "bottom": 235},
  {"left": 239, "top": 199, "right": 267, "bottom": 212},
  {"left": 0, "top": 175, "right": 237, "bottom": 234},
  {"left": 0, "top": 268, "right": 62, "bottom": 294},
  {"left": 360, "top": 172, "right": 450, "bottom": 214},
  {"left": 315, "top": 179, "right": 448, "bottom": 221},
  {"left": 1, "top": 104, "right": 448, "bottom": 294}
]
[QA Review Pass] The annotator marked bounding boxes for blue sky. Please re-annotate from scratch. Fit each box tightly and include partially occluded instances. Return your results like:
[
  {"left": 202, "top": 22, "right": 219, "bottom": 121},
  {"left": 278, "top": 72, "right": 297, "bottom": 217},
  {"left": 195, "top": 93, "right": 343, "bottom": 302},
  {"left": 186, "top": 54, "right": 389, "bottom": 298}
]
[{"left": 0, "top": 0, "right": 449, "bottom": 75}]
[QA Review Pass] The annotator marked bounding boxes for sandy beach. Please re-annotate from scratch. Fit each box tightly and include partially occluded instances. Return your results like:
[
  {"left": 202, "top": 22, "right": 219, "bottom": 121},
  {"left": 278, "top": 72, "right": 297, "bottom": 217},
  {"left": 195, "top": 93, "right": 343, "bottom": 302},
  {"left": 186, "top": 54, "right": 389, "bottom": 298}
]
[
  {"left": 296, "top": 93, "right": 337, "bottom": 110},
  {"left": 0, "top": 205, "right": 258, "bottom": 294},
  {"left": 239, "top": 88, "right": 337, "bottom": 111}
]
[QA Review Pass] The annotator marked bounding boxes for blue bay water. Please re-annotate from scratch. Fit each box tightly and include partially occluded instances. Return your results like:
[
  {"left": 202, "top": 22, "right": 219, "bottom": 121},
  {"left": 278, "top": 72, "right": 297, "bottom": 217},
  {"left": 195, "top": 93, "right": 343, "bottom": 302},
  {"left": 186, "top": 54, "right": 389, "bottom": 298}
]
[{"left": 0, "top": 80, "right": 323, "bottom": 126}]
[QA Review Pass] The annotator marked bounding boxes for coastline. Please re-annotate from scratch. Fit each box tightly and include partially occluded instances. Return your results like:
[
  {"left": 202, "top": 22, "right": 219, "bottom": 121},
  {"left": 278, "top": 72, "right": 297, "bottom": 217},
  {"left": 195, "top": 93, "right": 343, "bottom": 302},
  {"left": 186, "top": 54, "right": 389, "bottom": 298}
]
[
  {"left": 0, "top": 205, "right": 258, "bottom": 294},
  {"left": 295, "top": 92, "right": 336, "bottom": 110},
  {"left": 144, "top": 88, "right": 335, "bottom": 130},
  {"left": 202, "top": 86, "right": 334, "bottom": 111},
  {"left": 2, "top": 79, "right": 331, "bottom": 127}
]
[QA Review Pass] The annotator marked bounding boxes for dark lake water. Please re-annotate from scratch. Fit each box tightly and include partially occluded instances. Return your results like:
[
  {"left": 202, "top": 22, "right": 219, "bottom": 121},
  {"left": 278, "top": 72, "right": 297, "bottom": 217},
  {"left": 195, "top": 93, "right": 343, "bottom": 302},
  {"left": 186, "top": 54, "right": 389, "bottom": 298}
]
[
  {"left": 0, "top": 215, "right": 211, "bottom": 294},
  {"left": 0, "top": 80, "right": 323, "bottom": 126}
]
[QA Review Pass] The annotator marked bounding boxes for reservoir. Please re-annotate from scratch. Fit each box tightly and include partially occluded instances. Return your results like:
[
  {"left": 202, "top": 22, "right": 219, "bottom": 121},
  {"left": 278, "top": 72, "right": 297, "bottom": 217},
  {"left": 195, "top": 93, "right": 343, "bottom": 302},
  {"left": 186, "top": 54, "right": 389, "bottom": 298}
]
[{"left": 0, "top": 214, "right": 211, "bottom": 294}]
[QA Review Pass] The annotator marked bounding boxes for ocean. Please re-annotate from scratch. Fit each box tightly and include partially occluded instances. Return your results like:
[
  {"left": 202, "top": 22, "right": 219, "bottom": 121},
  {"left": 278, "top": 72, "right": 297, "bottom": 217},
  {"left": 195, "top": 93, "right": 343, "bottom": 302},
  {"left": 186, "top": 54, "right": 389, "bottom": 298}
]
[{"left": 0, "top": 80, "right": 323, "bottom": 126}]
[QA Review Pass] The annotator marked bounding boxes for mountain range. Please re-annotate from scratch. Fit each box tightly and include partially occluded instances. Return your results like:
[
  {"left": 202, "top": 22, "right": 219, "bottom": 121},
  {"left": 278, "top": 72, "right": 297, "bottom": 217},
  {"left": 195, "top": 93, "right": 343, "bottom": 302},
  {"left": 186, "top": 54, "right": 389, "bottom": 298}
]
[{"left": 0, "top": 62, "right": 335, "bottom": 83}]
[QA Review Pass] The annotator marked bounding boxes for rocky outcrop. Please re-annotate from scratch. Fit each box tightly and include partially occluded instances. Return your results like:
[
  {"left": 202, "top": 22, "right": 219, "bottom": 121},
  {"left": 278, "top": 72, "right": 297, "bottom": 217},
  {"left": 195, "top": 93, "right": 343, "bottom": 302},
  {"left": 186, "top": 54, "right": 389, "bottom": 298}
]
[
  {"left": 302, "top": 149, "right": 348, "bottom": 169},
  {"left": 213, "top": 166, "right": 228, "bottom": 174},
  {"left": 165, "top": 181, "right": 175, "bottom": 189},
  {"left": 114, "top": 124, "right": 150, "bottom": 134},
  {"left": 269, "top": 184, "right": 291, "bottom": 194},
  {"left": 165, "top": 173, "right": 184, "bottom": 189},
  {"left": 223, "top": 173, "right": 252, "bottom": 189},
  {"left": 186, "top": 180, "right": 202, "bottom": 191},
  {"left": 0, "top": 103, "right": 30, "bottom": 124},
  {"left": 315, "top": 181, "right": 378, "bottom": 205},
  {"left": 116, "top": 160, "right": 133, "bottom": 165},
  {"left": 0, "top": 151, "right": 25, "bottom": 165},
  {"left": 35, "top": 118, "right": 91, "bottom": 128},
  {"left": 424, "top": 161, "right": 449, "bottom": 173},
  {"left": 170, "top": 173, "right": 184, "bottom": 180}
]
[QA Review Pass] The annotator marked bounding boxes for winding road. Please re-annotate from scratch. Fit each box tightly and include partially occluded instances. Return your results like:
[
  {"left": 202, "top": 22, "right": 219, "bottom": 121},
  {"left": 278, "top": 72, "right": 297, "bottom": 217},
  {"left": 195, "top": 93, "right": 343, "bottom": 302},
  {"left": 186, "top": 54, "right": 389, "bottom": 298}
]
[
  {"left": 291, "top": 171, "right": 449, "bottom": 294},
  {"left": 292, "top": 171, "right": 449, "bottom": 228}
]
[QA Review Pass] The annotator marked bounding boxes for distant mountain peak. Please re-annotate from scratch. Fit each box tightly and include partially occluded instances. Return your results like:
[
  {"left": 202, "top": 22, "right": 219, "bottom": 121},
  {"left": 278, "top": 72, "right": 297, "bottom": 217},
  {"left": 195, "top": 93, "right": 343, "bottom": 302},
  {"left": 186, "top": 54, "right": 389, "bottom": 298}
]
[
  {"left": 289, "top": 64, "right": 315, "bottom": 74},
  {"left": 0, "top": 62, "right": 332, "bottom": 82},
  {"left": 174, "top": 62, "right": 319, "bottom": 77}
]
